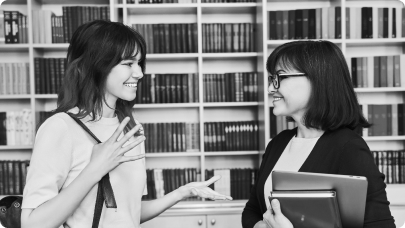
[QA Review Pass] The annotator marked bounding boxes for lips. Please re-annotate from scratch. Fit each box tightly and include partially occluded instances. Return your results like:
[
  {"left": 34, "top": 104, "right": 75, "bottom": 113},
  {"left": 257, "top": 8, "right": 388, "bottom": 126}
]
[{"left": 273, "top": 96, "right": 283, "bottom": 101}]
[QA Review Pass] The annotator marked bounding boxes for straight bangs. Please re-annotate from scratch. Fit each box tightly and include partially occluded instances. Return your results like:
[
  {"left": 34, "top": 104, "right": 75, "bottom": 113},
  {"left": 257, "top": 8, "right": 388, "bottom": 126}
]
[
  {"left": 118, "top": 26, "right": 147, "bottom": 73},
  {"left": 267, "top": 44, "right": 306, "bottom": 76}
]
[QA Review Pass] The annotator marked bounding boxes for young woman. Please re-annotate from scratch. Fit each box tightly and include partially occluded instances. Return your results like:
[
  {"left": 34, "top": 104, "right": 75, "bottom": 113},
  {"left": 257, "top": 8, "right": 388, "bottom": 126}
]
[
  {"left": 21, "top": 20, "right": 231, "bottom": 228},
  {"left": 242, "top": 40, "right": 395, "bottom": 228}
]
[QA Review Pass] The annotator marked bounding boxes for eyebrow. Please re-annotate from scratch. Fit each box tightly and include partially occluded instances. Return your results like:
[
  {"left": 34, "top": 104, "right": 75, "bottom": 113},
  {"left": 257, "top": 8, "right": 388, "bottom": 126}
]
[{"left": 122, "top": 56, "right": 140, "bottom": 61}]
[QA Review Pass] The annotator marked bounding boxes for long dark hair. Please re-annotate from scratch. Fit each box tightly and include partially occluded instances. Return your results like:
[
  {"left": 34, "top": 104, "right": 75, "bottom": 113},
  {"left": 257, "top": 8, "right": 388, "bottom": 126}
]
[
  {"left": 52, "top": 20, "right": 147, "bottom": 133},
  {"left": 266, "top": 40, "right": 370, "bottom": 131}
]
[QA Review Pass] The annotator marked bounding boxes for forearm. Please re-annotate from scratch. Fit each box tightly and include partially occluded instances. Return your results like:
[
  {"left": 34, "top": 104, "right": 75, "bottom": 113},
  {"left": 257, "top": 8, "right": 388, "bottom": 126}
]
[
  {"left": 140, "top": 189, "right": 183, "bottom": 223},
  {"left": 21, "top": 167, "right": 101, "bottom": 228}
]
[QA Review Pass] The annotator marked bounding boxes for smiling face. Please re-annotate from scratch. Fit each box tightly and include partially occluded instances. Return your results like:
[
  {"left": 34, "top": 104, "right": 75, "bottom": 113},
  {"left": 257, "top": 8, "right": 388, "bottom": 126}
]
[
  {"left": 268, "top": 63, "right": 312, "bottom": 122},
  {"left": 104, "top": 49, "right": 144, "bottom": 107}
]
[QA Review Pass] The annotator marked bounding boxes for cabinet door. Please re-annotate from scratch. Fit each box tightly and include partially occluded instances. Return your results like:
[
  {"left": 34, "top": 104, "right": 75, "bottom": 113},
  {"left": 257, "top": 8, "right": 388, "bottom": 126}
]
[
  {"left": 206, "top": 214, "right": 242, "bottom": 228},
  {"left": 141, "top": 215, "right": 206, "bottom": 228}
]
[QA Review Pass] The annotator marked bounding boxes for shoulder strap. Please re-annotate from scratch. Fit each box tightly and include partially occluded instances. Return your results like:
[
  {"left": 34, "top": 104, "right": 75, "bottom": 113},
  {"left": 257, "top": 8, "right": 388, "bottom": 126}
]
[
  {"left": 67, "top": 113, "right": 102, "bottom": 143},
  {"left": 66, "top": 113, "right": 117, "bottom": 228}
]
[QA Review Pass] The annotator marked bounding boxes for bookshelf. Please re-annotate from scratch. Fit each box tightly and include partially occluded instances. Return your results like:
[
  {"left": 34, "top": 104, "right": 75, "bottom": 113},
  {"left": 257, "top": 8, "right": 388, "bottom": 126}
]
[{"left": 0, "top": 0, "right": 405, "bottom": 227}]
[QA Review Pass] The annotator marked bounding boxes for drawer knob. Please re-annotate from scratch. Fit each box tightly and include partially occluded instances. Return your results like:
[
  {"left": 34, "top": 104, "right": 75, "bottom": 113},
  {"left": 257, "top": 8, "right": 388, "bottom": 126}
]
[
  {"left": 198, "top": 220, "right": 203, "bottom": 226},
  {"left": 211, "top": 219, "right": 216, "bottom": 225}
]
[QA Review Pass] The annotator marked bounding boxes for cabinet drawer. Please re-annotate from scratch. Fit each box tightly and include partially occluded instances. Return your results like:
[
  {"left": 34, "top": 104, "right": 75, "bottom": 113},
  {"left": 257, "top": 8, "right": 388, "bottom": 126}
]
[
  {"left": 206, "top": 214, "right": 242, "bottom": 228},
  {"left": 141, "top": 215, "right": 206, "bottom": 228}
]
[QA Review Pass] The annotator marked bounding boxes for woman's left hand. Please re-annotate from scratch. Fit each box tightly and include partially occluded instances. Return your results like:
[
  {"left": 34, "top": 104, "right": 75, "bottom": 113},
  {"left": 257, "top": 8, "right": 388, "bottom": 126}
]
[
  {"left": 177, "top": 175, "right": 233, "bottom": 201},
  {"left": 263, "top": 199, "right": 294, "bottom": 228}
]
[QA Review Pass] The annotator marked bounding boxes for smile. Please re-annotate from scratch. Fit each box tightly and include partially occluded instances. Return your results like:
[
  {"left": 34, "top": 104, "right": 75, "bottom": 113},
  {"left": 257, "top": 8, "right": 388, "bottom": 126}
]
[
  {"left": 274, "top": 96, "right": 282, "bottom": 101},
  {"left": 124, "top": 83, "right": 137, "bottom": 88}
]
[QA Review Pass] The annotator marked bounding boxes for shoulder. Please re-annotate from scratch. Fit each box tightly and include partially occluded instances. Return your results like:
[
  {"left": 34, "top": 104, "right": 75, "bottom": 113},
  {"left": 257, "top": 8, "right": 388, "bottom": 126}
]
[
  {"left": 322, "top": 127, "right": 367, "bottom": 148},
  {"left": 37, "top": 112, "right": 78, "bottom": 136},
  {"left": 320, "top": 127, "right": 370, "bottom": 159}
]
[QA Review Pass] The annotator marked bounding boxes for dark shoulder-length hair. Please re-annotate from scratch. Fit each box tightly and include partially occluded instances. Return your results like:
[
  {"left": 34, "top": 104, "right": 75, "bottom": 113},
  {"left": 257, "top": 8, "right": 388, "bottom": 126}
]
[
  {"left": 53, "top": 20, "right": 147, "bottom": 133},
  {"left": 266, "top": 40, "right": 370, "bottom": 131}
]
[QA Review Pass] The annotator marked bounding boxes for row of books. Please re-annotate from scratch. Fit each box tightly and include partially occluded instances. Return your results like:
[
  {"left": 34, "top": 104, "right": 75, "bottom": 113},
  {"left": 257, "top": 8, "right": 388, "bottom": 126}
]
[
  {"left": 0, "top": 110, "right": 33, "bottom": 146},
  {"left": 269, "top": 107, "right": 298, "bottom": 138},
  {"left": 372, "top": 150, "right": 405, "bottom": 184},
  {"left": 142, "top": 168, "right": 257, "bottom": 200},
  {"left": 202, "top": 23, "right": 256, "bottom": 53},
  {"left": 132, "top": 24, "right": 198, "bottom": 54},
  {"left": 32, "top": 7, "right": 110, "bottom": 44},
  {"left": 143, "top": 122, "right": 200, "bottom": 153},
  {"left": 205, "top": 168, "right": 257, "bottom": 200},
  {"left": 349, "top": 55, "right": 403, "bottom": 88},
  {"left": 204, "top": 121, "right": 259, "bottom": 152},
  {"left": 0, "top": 62, "right": 30, "bottom": 95},
  {"left": 34, "top": 58, "right": 67, "bottom": 95},
  {"left": 203, "top": 72, "right": 258, "bottom": 103},
  {"left": 1, "top": 10, "right": 28, "bottom": 44},
  {"left": 135, "top": 74, "right": 199, "bottom": 104},
  {"left": 268, "top": 7, "right": 341, "bottom": 40},
  {"left": 368, "top": 104, "right": 405, "bottom": 136},
  {"left": 350, "top": 7, "right": 405, "bottom": 39},
  {"left": 0, "top": 160, "right": 29, "bottom": 195},
  {"left": 142, "top": 168, "right": 200, "bottom": 200}
]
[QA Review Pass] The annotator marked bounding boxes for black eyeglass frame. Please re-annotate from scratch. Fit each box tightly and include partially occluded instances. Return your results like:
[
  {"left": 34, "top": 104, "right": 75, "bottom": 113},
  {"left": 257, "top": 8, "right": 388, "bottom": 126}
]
[{"left": 268, "top": 73, "right": 307, "bottom": 89}]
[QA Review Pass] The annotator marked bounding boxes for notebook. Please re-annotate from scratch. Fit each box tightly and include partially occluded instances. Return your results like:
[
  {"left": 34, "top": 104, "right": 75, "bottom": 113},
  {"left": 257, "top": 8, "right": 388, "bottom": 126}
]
[
  {"left": 272, "top": 170, "right": 368, "bottom": 228},
  {"left": 268, "top": 190, "right": 342, "bottom": 228}
]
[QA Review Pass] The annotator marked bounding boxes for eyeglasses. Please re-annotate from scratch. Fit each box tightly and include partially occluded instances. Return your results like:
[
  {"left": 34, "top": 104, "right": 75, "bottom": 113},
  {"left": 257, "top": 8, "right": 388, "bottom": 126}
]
[{"left": 268, "top": 73, "right": 307, "bottom": 89}]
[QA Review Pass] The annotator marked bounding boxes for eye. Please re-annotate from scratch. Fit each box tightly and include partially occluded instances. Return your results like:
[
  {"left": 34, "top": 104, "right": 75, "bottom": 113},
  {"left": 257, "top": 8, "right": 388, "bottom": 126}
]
[{"left": 123, "top": 62, "right": 133, "bottom": 67}]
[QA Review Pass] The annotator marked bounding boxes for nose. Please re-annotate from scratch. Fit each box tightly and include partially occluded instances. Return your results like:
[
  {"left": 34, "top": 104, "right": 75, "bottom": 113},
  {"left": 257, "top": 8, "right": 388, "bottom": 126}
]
[
  {"left": 132, "top": 65, "right": 144, "bottom": 79},
  {"left": 268, "top": 82, "right": 277, "bottom": 94}
]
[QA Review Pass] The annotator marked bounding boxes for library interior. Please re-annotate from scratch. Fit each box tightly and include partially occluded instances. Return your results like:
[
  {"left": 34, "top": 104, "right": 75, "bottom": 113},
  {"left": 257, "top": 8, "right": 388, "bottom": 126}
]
[{"left": 0, "top": 0, "right": 404, "bottom": 227}]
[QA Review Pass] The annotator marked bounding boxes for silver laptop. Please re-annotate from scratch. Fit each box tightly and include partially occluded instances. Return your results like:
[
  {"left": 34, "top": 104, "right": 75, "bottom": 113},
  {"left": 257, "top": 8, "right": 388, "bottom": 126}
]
[{"left": 272, "top": 170, "right": 368, "bottom": 228}]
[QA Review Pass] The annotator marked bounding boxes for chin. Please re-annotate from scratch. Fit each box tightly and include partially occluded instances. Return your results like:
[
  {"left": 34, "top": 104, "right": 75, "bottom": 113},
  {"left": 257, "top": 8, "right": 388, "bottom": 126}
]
[{"left": 120, "top": 94, "right": 137, "bottom": 102}]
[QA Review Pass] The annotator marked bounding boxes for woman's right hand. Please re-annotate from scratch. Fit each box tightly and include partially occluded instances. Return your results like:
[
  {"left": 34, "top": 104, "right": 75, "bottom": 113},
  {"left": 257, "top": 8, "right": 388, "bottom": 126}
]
[
  {"left": 87, "top": 116, "right": 146, "bottom": 180},
  {"left": 263, "top": 199, "right": 294, "bottom": 228}
]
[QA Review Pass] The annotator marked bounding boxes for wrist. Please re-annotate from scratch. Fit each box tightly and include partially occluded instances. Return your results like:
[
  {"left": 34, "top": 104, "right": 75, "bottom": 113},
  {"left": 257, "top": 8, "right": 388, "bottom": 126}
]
[
  {"left": 175, "top": 186, "right": 190, "bottom": 201},
  {"left": 82, "top": 163, "right": 103, "bottom": 183}
]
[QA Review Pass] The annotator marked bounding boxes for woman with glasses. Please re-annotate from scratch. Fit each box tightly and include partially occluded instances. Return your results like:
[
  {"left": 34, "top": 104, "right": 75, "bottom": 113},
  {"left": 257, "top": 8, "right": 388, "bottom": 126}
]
[{"left": 242, "top": 40, "right": 395, "bottom": 228}]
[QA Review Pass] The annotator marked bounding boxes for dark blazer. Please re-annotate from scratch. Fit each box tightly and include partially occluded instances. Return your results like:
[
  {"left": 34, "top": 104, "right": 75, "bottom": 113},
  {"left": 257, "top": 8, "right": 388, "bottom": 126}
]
[{"left": 242, "top": 127, "right": 395, "bottom": 228}]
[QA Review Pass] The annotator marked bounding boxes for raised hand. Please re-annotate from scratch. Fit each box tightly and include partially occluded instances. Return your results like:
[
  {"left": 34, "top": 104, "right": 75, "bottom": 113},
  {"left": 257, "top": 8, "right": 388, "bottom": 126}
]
[
  {"left": 177, "top": 175, "right": 233, "bottom": 201},
  {"left": 263, "top": 199, "right": 294, "bottom": 228},
  {"left": 87, "top": 117, "right": 146, "bottom": 180}
]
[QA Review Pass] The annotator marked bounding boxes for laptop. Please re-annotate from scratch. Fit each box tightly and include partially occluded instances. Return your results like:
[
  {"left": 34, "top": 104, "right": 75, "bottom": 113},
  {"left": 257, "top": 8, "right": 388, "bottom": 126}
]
[
  {"left": 271, "top": 170, "right": 368, "bottom": 228},
  {"left": 268, "top": 190, "right": 342, "bottom": 228}
]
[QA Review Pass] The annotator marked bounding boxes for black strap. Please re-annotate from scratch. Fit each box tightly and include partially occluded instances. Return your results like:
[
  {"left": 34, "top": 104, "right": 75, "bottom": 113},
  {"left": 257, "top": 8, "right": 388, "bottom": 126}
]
[{"left": 66, "top": 113, "right": 117, "bottom": 228}]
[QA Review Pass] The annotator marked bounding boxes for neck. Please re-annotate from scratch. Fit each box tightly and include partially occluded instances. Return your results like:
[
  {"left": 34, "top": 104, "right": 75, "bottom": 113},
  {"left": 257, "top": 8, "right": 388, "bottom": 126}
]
[
  {"left": 102, "top": 96, "right": 117, "bottom": 118},
  {"left": 296, "top": 123, "right": 324, "bottom": 138}
]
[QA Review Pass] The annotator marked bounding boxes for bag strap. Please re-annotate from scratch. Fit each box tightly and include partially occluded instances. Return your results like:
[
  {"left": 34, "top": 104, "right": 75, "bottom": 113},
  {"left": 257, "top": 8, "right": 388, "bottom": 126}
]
[{"left": 66, "top": 113, "right": 117, "bottom": 228}]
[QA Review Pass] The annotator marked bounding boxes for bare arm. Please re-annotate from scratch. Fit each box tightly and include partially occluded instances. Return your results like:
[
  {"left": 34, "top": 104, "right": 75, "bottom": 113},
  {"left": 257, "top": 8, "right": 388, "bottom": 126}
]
[
  {"left": 140, "top": 175, "right": 232, "bottom": 223},
  {"left": 21, "top": 117, "right": 145, "bottom": 228},
  {"left": 21, "top": 166, "right": 101, "bottom": 228}
]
